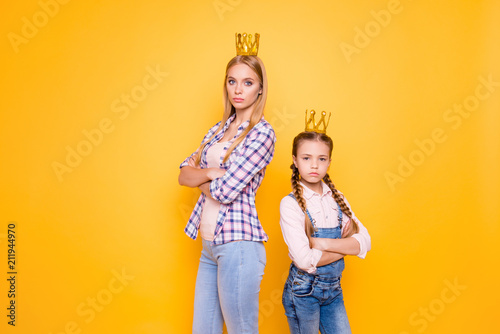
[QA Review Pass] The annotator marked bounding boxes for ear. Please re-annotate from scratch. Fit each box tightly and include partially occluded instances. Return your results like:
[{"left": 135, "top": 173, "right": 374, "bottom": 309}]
[{"left": 292, "top": 155, "right": 298, "bottom": 168}]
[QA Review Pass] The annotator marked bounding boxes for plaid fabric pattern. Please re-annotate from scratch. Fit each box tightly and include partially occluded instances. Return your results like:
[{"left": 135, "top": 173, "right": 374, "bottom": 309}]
[{"left": 180, "top": 115, "right": 276, "bottom": 244}]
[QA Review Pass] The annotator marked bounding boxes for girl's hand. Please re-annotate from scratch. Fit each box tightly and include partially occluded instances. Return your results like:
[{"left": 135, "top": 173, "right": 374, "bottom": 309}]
[
  {"left": 342, "top": 219, "right": 354, "bottom": 238},
  {"left": 206, "top": 168, "right": 226, "bottom": 180}
]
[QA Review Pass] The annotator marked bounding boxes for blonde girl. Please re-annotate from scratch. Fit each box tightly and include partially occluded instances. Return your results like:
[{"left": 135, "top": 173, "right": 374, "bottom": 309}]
[
  {"left": 280, "top": 131, "right": 371, "bottom": 333},
  {"left": 178, "top": 52, "right": 275, "bottom": 333}
]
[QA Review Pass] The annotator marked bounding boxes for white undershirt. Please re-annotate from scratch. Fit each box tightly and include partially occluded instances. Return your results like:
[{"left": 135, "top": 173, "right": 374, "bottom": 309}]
[{"left": 200, "top": 141, "right": 226, "bottom": 241}]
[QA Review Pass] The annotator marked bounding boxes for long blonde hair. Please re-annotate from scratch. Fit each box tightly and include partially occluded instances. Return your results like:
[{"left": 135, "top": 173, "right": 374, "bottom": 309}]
[
  {"left": 195, "top": 55, "right": 268, "bottom": 164},
  {"left": 290, "top": 132, "right": 359, "bottom": 245}
]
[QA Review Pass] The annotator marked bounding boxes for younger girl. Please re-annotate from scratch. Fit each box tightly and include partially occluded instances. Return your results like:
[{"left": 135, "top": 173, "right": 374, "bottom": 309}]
[{"left": 280, "top": 130, "right": 371, "bottom": 334}]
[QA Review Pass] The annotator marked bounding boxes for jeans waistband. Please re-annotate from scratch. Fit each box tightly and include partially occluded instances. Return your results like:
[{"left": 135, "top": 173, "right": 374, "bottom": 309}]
[{"left": 289, "top": 261, "right": 344, "bottom": 282}]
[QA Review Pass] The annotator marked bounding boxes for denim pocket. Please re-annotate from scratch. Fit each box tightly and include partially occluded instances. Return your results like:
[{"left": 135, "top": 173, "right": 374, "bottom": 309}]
[{"left": 290, "top": 276, "right": 315, "bottom": 297}]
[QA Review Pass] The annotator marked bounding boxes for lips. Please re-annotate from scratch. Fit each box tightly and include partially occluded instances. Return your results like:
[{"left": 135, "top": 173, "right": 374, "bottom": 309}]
[
  {"left": 309, "top": 173, "right": 319, "bottom": 176},
  {"left": 233, "top": 98, "right": 244, "bottom": 102}
]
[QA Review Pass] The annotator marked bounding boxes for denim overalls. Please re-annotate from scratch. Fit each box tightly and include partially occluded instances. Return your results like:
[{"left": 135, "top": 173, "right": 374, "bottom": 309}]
[{"left": 282, "top": 195, "right": 352, "bottom": 334}]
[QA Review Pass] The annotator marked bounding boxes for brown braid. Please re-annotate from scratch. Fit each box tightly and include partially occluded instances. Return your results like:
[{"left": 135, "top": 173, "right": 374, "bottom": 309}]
[
  {"left": 323, "top": 173, "right": 359, "bottom": 237},
  {"left": 290, "top": 164, "right": 315, "bottom": 247}
]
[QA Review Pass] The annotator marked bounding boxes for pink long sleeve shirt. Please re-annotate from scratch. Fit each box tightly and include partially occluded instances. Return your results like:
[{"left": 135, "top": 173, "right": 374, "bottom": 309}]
[{"left": 279, "top": 181, "right": 371, "bottom": 273}]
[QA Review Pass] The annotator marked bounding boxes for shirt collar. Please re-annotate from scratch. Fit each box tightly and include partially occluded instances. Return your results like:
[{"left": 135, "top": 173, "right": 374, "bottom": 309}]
[
  {"left": 222, "top": 114, "right": 250, "bottom": 132},
  {"left": 300, "top": 181, "right": 332, "bottom": 200}
]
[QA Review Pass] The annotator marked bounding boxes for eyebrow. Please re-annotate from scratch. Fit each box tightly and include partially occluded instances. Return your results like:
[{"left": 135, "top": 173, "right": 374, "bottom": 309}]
[
  {"left": 227, "top": 76, "right": 255, "bottom": 81},
  {"left": 299, "top": 153, "right": 329, "bottom": 157}
]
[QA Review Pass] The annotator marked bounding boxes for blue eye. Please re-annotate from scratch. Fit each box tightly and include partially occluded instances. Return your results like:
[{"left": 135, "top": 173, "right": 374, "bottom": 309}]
[
  {"left": 228, "top": 79, "right": 235, "bottom": 85},
  {"left": 245, "top": 81, "right": 253, "bottom": 86},
  {"left": 320, "top": 158, "right": 327, "bottom": 161}
]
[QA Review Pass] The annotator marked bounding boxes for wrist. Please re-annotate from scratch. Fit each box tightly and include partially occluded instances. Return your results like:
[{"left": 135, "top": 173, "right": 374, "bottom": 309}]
[
  {"left": 205, "top": 168, "right": 215, "bottom": 180},
  {"left": 323, "top": 239, "right": 338, "bottom": 253}
]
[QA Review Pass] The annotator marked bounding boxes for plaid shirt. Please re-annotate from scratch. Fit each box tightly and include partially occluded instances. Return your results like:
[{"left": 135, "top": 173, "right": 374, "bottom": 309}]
[{"left": 180, "top": 114, "right": 276, "bottom": 244}]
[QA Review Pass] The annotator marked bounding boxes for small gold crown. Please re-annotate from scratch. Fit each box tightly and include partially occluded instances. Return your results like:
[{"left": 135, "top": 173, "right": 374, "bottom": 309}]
[
  {"left": 305, "top": 110, "right": 331, "bottom": 134},
  {"left": 235, "top": 33, "right": 259, "bottom": 56}
]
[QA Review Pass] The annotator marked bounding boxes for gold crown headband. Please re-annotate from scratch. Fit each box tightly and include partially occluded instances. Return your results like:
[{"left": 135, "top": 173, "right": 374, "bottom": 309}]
[
  {"left": 235, "top": 33, "right": 260, "bottom": 56},
  {"left": 305, "top": 110, "right": 331, "bottom": 134}
]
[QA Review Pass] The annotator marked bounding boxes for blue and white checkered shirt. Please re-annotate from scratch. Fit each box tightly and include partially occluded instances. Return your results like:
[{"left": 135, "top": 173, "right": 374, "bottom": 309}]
[{"left": 180, "top": 114, "right": 276, "bottom": 244}]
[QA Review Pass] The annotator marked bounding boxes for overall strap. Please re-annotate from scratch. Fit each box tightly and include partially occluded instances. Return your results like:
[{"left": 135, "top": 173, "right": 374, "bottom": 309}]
[
  {"left": 336, "top": 201, "right": 343, "bottom": 228},
  {"left": 288, "top": 193, "right": 344, "bottom": 229},
  {"left": 287, "top": 193, "right": 317, "bottom": 231}
]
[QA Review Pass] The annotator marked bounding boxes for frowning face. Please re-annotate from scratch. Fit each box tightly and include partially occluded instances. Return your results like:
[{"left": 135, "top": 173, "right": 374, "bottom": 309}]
[{"left": 293, "top": 139, "right": 331, "bottom": 191}]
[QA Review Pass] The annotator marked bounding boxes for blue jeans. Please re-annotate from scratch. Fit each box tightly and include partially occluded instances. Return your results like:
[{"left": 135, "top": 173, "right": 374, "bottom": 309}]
[
  {"left": 192, "top": 239, "right": 266, "bottom": 334},
  {"left": 282, "top": 227, "right": 351, "bottom": 334}
]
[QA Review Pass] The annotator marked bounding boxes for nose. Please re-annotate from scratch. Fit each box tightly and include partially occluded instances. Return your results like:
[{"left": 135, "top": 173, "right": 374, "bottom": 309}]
[
  {"left": 234, "top": 83, "right": 242, "bottom": 94},
  {"left": 311, "top": 159, "right": 318, "bottom": 169}
]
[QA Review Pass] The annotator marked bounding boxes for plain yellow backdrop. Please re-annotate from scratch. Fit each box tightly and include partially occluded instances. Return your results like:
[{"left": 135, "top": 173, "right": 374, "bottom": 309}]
[{"left": 1, "top": 0, "right": 499, "bottom": 333}]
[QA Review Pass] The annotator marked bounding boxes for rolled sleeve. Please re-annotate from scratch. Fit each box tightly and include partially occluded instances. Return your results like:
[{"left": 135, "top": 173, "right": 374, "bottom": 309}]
[
  {"left": 279, "top": 196, "right": 322, "bottom": 273},
  {"left": 351, "top": 220, "right": 371, "bottom": 258},
  {"left": 179, "top": 151, "right": 197, "bottom": 169},
  {"left": 210, "top": 124, "right": 275, "bottom": 204},
  {"left": 342, "top": 196, "right": 371, "bottom": 259}
]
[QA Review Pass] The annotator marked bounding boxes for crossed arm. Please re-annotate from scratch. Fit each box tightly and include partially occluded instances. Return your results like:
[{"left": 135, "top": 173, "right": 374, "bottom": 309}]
[
  {"left": 178, "top": 157, "right": 226, "bottom": 199},
  {"left": 311, "top": 220, "right": 361, "bottom": 266},
  {"left": 280, "top": 197, "right": 365, "bottom": 271},
  {"left": 312, "top": 236, "right": 361, "bottom": 266}
]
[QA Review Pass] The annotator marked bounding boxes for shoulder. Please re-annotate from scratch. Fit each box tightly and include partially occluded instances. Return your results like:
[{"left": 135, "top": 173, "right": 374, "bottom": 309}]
[
  {"left": 280, "top": 193, "right": 300, "bottom": 211},
  {"left": 207, "top": 121, "right": 223, "bottom": 134},
  {"left": 330, "top": 186, "right": 346, "bottom": 201},
  {"left": 336, "top": 189, "right": 345, "bottom": 198},
  {"left": 280, "top": 193, "right": 304, "bottom": 223},
  {"left": 256, "top": 118, "right": 274, "bottom": 130},
  {"left": 200, "top": 121, "right": 223, "bottom": 142},
  {"left": 247, "top": 119, "right": 276, "bottom": 140},
  {"left": 336, "top": 189, "right": 355, "bottom": 210}
]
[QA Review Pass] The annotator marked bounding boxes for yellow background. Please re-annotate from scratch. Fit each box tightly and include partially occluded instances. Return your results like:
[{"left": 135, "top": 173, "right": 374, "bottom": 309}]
[{"left": 1, "top": 0, "right": 499, "bottom": 333}]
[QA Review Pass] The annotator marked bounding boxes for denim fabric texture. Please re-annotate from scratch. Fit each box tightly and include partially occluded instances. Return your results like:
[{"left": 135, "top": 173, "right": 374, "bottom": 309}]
[
  {"left": 192, "top": 239, "right": 266, "bottom": 334},
  {"left": 282, "top": 226, "right": 352, "bottom": 334}
]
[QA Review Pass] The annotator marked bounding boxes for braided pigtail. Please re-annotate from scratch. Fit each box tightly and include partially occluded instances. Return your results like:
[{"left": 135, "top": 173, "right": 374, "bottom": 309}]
[
  {"left": 323, "top": 173, "right": 359, "bottom": 237},
  {"left": 290, "top": 164, "right": 315, "bottom": 247}
]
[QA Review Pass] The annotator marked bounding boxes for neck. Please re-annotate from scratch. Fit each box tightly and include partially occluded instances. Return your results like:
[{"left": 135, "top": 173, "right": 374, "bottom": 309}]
[
  {"left": 310, "top": 183, "right": 323, "bottom": 194},
  {"left": 234, "top": 108, "right": 253, "bottom": 127},
  {"left": 302, "top": 180, "right": 323, "bottom": 195}
]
